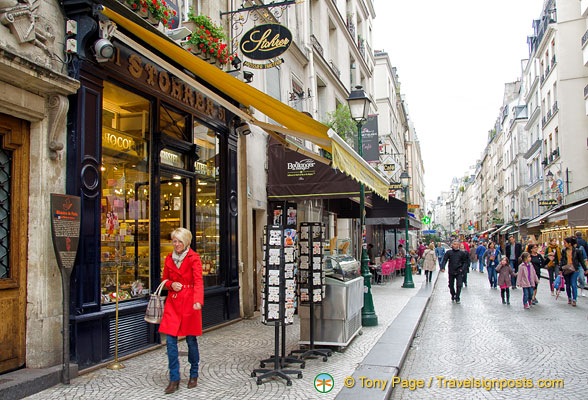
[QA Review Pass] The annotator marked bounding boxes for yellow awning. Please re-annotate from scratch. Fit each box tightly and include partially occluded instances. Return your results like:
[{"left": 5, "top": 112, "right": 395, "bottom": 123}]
[{"left": 100, "top": 6, "right": 389, "bottom": 199}]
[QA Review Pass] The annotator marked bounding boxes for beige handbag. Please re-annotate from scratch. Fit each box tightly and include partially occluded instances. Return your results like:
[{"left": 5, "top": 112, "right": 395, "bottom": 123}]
[{"left": 144, "top": 279, "right": 168, "bottom": 324}]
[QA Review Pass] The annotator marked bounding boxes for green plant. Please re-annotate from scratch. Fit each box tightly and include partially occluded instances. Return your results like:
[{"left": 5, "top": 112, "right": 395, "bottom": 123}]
[
  {"left": 324, "top": 104, "right": 356, "bottom": 147},
  {"left": 184, "top": 9, "right": 234, "bottom": 65}
]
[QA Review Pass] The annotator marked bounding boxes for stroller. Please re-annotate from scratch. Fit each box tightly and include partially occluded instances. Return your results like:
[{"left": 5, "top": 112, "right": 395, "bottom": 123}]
[{"left": 552, "top": 271, "right": 566, "bottom": 300}]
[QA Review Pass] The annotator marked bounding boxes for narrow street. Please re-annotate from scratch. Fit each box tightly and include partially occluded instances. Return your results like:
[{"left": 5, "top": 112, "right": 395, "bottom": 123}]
[{"left": 392, "top": 269, "right": 588, "bottom": 399}]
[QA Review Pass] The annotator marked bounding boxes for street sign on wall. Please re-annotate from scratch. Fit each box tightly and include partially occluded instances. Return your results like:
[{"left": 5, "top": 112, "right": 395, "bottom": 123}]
[{"left": 538, "top": 199, "right": 558, "bottom": 207}]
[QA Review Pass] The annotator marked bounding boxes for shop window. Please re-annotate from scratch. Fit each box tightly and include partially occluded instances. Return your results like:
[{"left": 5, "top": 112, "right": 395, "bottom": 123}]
[
  {"left": 160, "top": 103, "right": 190, "bottom": 142},
  {"left": 194, "top": 122, "right": 221, "bottom": 287},
  {"left": 101, "top": 81, "right": 151, "bottom": 305},
  {"left": 0, "top": 149, "right": 9, "bottom": 279}
]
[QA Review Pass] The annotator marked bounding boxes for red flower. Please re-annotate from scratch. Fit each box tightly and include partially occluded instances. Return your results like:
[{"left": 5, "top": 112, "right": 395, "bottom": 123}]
[
  {"left": 132, "top": 3, "right": 137, "bottom": 8},
  {"left": 200, "top": 35, "right": 203, "bottom": 39},
  {"left": 171, "top": 19, "right": 175, "bottom": 24},
  {"left": 229, "top": 56, "right": 233, "bottom": 61},
  {"left": 142, "top": 7, "right": 146, "bottom": 12},
  {"left": 206, "top": 30, "right": 210, "bottom": 35},
  {"left": 162, "top": 18, "right": 167, "bottom": 24},
  {"left": 200, "top": 44, "right": 204, "bottom": 48},
  {"left": 210, "top": 49, "right": 214, "bottom": 53},
  {"left": 172, "top": 10, "right": 176, "bottom": 15}
]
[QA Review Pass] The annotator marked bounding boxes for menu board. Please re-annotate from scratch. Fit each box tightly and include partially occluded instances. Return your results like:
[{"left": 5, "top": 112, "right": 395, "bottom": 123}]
[
  {"left": 260, "top": 225, "right": 297, "bottom": 325},
  {"left": 298, "top": 222, "right": 326, "bottom": 303}
]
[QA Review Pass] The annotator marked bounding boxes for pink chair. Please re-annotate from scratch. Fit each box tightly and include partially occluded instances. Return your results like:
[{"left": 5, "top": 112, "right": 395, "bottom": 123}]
[
  {"left": 394, "top": 258, "right": 403, "bottom": 272},
  {"left": 381, "top": 261, "right": 393, "bottom": 281}
]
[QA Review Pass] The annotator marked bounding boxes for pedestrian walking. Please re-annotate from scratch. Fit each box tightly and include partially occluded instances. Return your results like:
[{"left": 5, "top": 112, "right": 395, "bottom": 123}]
[
  {"left": 573, "top": 240, "right": 587, "bottom": 297},
  {"left": 576, "top": 231, "right": 588, "bottom": 257},
  {"left": 440, "top": 240, "right": 469, "bottom": 304},
  {"left": 417, "top": 241, "right": 426, "bottom": 259},
  {"left": 460, "top": 243, "right": 470, "bottom": 287},
  {"left": 505, "top": 235, "right": 522, "bottom": 290},
  {"left": 422, "top": 243, "right": 437, "bottom": 283},
  {"left": 435, "top": 242, "right": 446, "bottom": 270},
  {"left": 484, "top": 242, "right": 501, "bottom": 289},
  {"left": 496, "top": 256, "right": 515, "bottom": 304},
  {"left": 475, "top": 241, "right": 486, "bottom": 273},
  {"left": 528, "top": 244, "right": 545, "bottom": 305},
  {"left": 560, "top": 236, "right": 586, "bottom": 306},
  {"left": 469, "top": 244, "right": 478, "bottom": 272},
  {"left": 545, "top": 238, "right": 562, "bottom": 295},
  {"left": 160, "top": 228, "right": 204, "bottom": 394},
  {"left": 517, "top": 252, "right": 539, "bottom": 309}
]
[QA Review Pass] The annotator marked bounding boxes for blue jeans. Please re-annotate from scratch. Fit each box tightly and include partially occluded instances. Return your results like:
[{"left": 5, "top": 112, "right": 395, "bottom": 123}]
[
  {"left": 509, "top": 260, "right": 518, "bottom": 288},
  {"left": 523, "top": 287, "right": 534, "bottom": 305},
  {"left": 478, "top": 258, "right": 484, "bottom": 272},
  {"left": 166, "top": 335, "right": 200, "bottom": 382},
  {"left": 564, "top": 271, "right": 579, "bottom": 302},
  {"left": 577, "top": 268, "right": 586, "bottom": 289},
  {"left": 487, "top": 265, "right": 497, "bottom": 287}
]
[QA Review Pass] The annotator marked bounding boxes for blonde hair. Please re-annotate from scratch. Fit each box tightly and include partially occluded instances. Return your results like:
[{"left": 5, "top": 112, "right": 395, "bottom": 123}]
[
  {"left": 171, "top": 227, "right": 192, "bottom": 248},
  {"left": 429, "top": 243, "right": 435, "bottom": 250}
]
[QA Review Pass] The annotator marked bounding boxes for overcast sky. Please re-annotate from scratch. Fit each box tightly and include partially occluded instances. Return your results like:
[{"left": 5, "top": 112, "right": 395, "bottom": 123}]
[{"left": 372, "top": 0, "right": 546, "bottom": 203}]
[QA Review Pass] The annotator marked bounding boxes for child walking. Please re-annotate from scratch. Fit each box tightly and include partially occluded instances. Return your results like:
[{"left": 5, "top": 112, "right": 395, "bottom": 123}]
[
  {"left": 516, "top": 252, "right": 539, "bottom": 309},
  {"left": 496, "top": 256, "right": 515, "bottom": 304}
]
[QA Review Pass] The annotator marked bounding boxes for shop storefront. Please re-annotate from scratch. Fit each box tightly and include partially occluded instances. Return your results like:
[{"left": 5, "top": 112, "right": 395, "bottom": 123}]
[
  {"left": 539, "top": 200, "right": 588, "bottom": 245},
  {"left": 64, "top": 5, "right": 240, "bottom": 369}
]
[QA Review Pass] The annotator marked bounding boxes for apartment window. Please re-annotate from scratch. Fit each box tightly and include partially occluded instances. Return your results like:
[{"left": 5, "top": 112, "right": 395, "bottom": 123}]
[
  {"left": 266, "top": 67, "right": 281, "bottom": 101},
  {"left": 183, "top": 0, "right": 201, "bottom": 22},
  {"left": 554, "top": 127, "right": 559, "bottom": 151},
  {"left": 553, "top": 82, "right": 557, "bottom": 104},
  {"left": 549, "top": 134, "right": 553, "bottom": 154}
]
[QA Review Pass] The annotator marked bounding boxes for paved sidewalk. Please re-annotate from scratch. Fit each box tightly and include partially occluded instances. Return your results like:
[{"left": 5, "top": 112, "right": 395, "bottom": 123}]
[
  {"left": 391, "top": 269, "right": 588, "bottom": 399},
  {"left": 26, "top": 272, "right": 426, "bottom": 399}
]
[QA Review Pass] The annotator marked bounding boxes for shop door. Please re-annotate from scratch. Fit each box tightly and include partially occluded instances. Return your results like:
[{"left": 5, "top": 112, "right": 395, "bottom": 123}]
[
  {"left": 0, "top": 114, "right": 29, "bottom": 373},
  {"left": 159, "top": 170, "right": 192, "bottom": 272}
]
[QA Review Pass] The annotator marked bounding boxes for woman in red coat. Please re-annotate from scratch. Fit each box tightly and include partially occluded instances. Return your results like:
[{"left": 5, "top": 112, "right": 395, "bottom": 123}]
[{"left": 159, "top": 227, "right": 203, "bottom": 394}]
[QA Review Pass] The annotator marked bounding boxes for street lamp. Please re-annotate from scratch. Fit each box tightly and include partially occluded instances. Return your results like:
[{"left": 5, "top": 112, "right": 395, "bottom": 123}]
[
  {"left": 400, "top": 171, "right": 414, "bottom": 288},
  {"left": 510, "top": 208, "right": 515, "bottom": 223},
  {"left": 346, "top": 85, "right": 378, "bottom": 327}
]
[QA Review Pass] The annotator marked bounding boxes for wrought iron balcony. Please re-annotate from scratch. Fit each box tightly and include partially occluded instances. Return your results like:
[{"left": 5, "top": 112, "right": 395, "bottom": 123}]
[
  {"left": 358, "top": 38, "right": 365, "bottom": 58},
  {"left": 583, "top": 28, "right": 588, "bottom": 47},
  {"left": 551, "top": 55, "right": 556, "bottom": 67},
  {"left": 584, "top": 84, "right": 588, "bottom": 98},
  {"left": 541, "top": 116, "right": 547, "bottom": 127},
  {"left": 346, "top": 16, "right": 356, "bottom": 38},
  {"left": 546, "top": 109, "right": 552, "bottom": 119},
  {"left": 540, "top": 74, "right": 545, "bottom": 85},
  {"left": 310, "top": 34, "right": 323, "bottom": 57},
  {"left": 329, "top": 60, "right": 341, "bottom": 78},
  {"left": 552, "top": 147, "right": 559, "bottom": 159},
  {"left": 552, "top": 101, "right": 558, "bottom": 114}
]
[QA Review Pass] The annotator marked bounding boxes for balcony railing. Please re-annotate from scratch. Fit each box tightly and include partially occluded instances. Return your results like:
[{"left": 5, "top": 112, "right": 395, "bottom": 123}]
[
  {"left": 329, "top": 60, "right": 341, "bottom": 78},
  {"left": 546, "top": 109, "right": 552, "bottom": 120},
  {"left": 552, "top": 101, "right": 558, "bottom": 114},
  {"left": 540, "top": 74, "right": 545, "bottom": 85},
  {"left": 552, "top": 147, "right": 559, "bottom": 159},
  {"left": 310, "top": 34, "right": 323, "bottom": 57},
  {"left": 584, "top": 84, "right": 588, "bottom": 98},
  {"left": 358, "top": 37, "right": 365, "bottom": 58},
  {"left": 541, "top": 116, "right": 547, "bottom": 126},
  {"left": 583, "top": 28, "right": 588, "bottom": 47},
  {"left": 346, "top": 15, "right": 356, "bottom": 38},
  {"left": 551, "top": 55, "right": 556, "bottom": 67}
]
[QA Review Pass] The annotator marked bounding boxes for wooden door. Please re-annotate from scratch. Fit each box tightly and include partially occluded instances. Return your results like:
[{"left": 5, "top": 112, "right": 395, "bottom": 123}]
[{"left": 0, "top": 114, "right": 29, "bottom": 373}]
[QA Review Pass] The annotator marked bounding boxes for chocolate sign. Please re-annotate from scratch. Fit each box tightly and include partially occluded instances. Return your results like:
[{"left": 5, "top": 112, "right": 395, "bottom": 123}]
[
  {"left": 240, "top": 23, "right": 292, "bottom": 60},
  {"left": 51, "top": 194, "right": 81, "bottom": 271}
]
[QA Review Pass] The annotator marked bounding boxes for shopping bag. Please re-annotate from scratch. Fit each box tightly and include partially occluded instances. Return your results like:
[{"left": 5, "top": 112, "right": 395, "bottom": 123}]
[
  {"left": 553, "top": 275, "right": 562, "bottom": 291},
  {"left": 144, "top": 279, "right": 168, "bottom": 324}
]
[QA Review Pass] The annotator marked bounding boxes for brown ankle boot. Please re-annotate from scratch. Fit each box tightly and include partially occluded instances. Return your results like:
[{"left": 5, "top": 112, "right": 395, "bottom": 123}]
[
  {"left": 187, "top": 377, "right": 198, "bottom": 388},
  {"left": 164, "top": 381, "right": 179, "bottom": 394}
]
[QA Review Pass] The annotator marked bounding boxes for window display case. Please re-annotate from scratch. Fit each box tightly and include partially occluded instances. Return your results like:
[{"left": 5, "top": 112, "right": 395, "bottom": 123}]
[
  {"left": 324, "top": 255, "right": 360, "bottom": 281},
  {"left": 100, "top": 81, "right": 151, "bottom": 305}
]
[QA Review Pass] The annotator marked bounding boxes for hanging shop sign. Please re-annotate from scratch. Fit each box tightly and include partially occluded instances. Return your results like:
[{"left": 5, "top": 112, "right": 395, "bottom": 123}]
[
  {"left": 243, "top": 58, "right": 284, "bottom": 69},
  {"left": 408, "top": 204, "right": 420, "bottom": 209},
  {"left": 383, "top": 164, "right": 395, "bottom": 172},
  {"left": 361, "top": 115, "right": 379, "bottom": 162},
  {"left": 538, "top": 199, "right": 558, "bottom": 207},
  {"left": 240, "top": 23, "right": 292, "bottom": 60}
]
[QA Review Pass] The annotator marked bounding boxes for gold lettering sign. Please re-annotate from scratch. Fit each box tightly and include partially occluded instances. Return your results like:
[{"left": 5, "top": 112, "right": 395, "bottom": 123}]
[
  {"left": 108, "top": 45, "right": 227, "bottom": 125},
  {"left": 240, "top": 24, "right": 293, "bottom": 61},
  {"left": 102, "top": 130, "right": 137, "bottom": 155}
]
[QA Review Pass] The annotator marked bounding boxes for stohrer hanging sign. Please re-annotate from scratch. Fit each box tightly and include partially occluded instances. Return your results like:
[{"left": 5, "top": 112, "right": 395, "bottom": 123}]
[
  {"left": 51, "top": 194, "right": 81, "bottom": 271},
  {"left": 240, "top": 23, "right": 292, "bottom": 68}
]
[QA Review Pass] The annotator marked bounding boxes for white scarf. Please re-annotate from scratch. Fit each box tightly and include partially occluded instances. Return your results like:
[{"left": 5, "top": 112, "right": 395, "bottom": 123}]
[{"left": 172, "top": 247, "right": 189, "bottom": 269}]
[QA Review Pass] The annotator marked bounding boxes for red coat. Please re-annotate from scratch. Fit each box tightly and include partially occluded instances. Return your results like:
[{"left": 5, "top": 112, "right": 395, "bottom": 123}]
[{"left": 159, "top": 249, "right": 204, "bottom": 337}]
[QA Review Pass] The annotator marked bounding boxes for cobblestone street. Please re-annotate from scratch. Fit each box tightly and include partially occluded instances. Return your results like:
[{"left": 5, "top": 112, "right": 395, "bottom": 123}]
[
  {"left": 26, "top": 273, "right": 425, "bottom": 399},
  {"left": 392, "top": 269, "right": 588, "bottom": 400}
]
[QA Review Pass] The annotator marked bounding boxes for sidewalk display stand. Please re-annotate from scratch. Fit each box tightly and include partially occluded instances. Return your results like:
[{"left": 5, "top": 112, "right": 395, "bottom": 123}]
[
  {"left": 290, "top": 222, "right": 332, "bottom": 361},
  {"left": 252, "top": 225, "right": 303, "bottom": 386}
]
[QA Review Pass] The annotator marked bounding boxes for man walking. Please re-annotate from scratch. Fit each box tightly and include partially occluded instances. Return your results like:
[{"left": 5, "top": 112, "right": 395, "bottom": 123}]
[
  {"left": 476, "top": 241, "right": 487, "bottom": 273},
  {"left": 435, "top": 243, "right": 446, "bottom": 270},
  {"left": 440, "top": 240, "right": 469, "bottom": 304},
  {"left": 505, "top": 235, "right": 522, "bottom": 290}
]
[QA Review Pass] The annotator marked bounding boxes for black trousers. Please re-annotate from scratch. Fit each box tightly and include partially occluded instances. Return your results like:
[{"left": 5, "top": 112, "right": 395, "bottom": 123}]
[{"left": 448, "top": 272, "right": 463, "bottom": 301}]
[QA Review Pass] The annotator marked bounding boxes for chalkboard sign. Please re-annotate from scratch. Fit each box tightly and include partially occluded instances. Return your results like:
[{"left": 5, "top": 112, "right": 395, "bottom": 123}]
[{"left": 51, "top": 194, "right": 81, "bottom": 271}]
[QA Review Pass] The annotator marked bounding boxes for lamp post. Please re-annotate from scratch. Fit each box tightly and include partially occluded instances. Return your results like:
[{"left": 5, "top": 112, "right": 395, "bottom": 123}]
[
  {"left": 400, "top": 171, "right": 414, "bottom": 288},
  {"left": 347, "top": 85, "right": 378, "bottom": 326}
]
